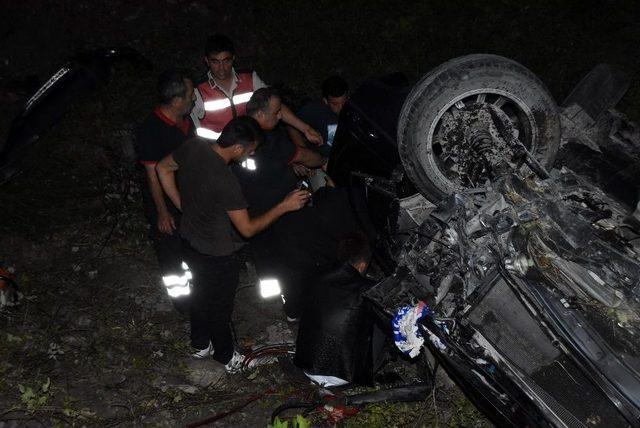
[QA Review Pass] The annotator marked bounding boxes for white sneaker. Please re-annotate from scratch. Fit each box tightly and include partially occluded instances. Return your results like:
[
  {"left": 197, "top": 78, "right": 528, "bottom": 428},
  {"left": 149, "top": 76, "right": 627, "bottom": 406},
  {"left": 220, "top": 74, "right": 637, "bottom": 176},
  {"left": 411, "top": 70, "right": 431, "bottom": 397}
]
[
  {"left": 224, "top": 351, "right": 246, "bottom": 374},
  {"left": 192, "top": 341, "right": 214, "bottom": 359}
]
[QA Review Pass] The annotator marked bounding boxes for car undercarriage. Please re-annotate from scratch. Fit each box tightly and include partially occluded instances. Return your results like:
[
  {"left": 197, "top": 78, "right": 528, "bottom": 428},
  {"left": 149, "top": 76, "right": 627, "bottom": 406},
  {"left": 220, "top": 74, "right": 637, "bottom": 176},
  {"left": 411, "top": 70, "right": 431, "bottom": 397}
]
[
  {"left": 329, "top": 55, "right": 640, "bottom": 426},
  {"left": 365, "top": 170, "right": 640, "bottom": 426}
]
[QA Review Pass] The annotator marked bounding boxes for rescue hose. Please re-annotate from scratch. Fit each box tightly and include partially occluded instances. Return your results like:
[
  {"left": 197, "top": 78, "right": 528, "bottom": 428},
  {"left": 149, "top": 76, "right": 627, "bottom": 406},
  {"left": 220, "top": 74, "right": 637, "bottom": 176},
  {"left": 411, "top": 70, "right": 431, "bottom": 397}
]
[{"left": 270, "top": 381, "right": 434, "bottom": 423}]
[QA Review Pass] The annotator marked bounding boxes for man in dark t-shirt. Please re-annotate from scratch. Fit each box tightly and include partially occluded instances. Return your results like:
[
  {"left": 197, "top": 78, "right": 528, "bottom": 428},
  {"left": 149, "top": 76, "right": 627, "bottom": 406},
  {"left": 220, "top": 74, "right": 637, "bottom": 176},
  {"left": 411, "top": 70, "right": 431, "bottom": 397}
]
[
  {"left": 231, "top": 125, "right": 299, "bottom": 216},
  {"left": 137, "top": 70, "right": 195, "bottom": 308},
  {"left": 157, "top": 116, "right": 310, "bottom": 373},
  {"left": 232, "top": 88, "right": 327, "bottom": 319},
  {"left": 234, "top": 88, "right": 326, "bottom": 214},
  {"left": 238, "top": 89, "right": 374, "bottom": 324},
  {"left": 288, "top": 75, "right": 348, "bottom": 158}
]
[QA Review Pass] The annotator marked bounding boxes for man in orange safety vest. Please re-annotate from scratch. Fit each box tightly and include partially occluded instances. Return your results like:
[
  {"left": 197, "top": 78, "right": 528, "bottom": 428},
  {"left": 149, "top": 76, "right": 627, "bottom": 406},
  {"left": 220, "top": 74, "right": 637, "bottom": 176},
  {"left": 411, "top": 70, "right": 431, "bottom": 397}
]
[{"left": 191, "top": 34, "right": 323, "bottom": 145}]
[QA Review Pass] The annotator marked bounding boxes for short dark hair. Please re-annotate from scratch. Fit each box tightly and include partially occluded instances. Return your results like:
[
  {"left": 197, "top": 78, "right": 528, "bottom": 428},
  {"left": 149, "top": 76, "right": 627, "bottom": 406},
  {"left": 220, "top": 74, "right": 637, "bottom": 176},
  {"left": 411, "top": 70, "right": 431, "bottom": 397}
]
[
  {"left": 157, "top": 69, "right": 190, "bottom": 105},
  {"left": 217, "top": 116, "right": 263, "bottom": 148},
  {"left": 322, "top": 75, "right": 349, "bottom": 99},
  {"left": 246, "top": 87, "right": 279, "bottom": 117},
  {"left": 205, "top": 34, "right": 235, "bottom": 57},
  {"left": 337, "top": 232, "right": 372, "bottom": 267}
]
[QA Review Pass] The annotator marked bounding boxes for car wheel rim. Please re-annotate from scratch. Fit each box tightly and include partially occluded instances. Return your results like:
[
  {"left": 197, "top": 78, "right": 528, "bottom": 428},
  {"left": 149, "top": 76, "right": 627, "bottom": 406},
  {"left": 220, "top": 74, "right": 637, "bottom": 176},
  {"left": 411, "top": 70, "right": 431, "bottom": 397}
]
[{"left": 420, "top": 89, "right": 539, "bottom": 194}]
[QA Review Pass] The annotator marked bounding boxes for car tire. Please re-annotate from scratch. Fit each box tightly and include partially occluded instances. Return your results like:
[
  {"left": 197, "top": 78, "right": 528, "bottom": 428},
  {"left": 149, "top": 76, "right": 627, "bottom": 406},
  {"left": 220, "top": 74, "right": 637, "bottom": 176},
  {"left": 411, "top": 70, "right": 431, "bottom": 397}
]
[{"left": 397, "top": 54, "right": 561, "bottom": 201}]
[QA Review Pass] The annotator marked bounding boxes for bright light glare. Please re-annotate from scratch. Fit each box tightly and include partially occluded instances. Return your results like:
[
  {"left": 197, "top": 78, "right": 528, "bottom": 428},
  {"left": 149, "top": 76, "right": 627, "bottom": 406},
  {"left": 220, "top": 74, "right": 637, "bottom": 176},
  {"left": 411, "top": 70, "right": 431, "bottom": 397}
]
[
  {"left": 241, "top": 158, "right": 257, "bottom": 170},
  {"left": 167, "top": 285, "right": 191, "bottom": 298},
  {"left": 204, "top": 98, "right": 231, "bottom": 111},
  {"left": 232, "top": 91, "right": 253, "bottom": 104},
  {"left": 203, "top": 92, "right": 253, "bottom": 111},
  {"left": 163, "top": 274, "right": 188, "bottom": 287},
  {"left": 259, "top": 278, "right": 281, "bottom": 298},
  {"left": 163, "top": 263, "right": 192, "bottom": 298},
  {"left": 196, "top": 127, "right": 221, "bottom": 140}
]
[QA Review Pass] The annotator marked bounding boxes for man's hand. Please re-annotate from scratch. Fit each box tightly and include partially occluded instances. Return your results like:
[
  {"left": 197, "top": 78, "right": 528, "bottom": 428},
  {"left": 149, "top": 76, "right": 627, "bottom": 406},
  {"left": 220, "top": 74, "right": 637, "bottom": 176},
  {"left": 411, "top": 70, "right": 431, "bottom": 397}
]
[
  {"left": 324, "top": 174, "right": 336, "bottom": 188},
  {"left": 281, "top": 189, "right": 311, "bottom": 212},
  {"left": 227, "top": 190, "right": 312, "bottom": 238},
  {"left": 303, "top": 126, "right": 323, "bottom": 146},
  {"left": 281, "top": 104, "right": 324, "bottom": 146},
  {"left": 157, "top": 211, "right": 176, "bottom": 234}
]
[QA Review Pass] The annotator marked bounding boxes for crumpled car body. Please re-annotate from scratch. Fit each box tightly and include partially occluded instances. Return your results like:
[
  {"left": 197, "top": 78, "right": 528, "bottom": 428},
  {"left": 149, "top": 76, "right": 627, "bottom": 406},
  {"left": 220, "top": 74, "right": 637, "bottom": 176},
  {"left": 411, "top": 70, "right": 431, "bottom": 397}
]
[{"left": 329, "top": 56, "right": 640, "bottom": 426}]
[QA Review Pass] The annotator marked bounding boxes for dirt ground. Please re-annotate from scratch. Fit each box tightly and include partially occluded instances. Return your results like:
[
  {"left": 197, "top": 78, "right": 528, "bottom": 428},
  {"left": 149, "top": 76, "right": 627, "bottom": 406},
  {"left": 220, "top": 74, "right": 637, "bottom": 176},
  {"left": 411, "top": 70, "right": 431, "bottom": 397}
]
[
  {"left": 1, "top": 1, "right": 639, "bottom": 426},
  {"left": 0, "top": 130, "right": 489, "bottom": 427}
]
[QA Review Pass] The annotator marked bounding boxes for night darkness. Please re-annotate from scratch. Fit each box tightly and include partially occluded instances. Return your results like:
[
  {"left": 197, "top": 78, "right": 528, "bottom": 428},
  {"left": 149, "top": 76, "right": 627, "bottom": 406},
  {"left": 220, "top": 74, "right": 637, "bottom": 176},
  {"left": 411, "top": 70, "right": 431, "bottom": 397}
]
[{"left": 1, "top": 1, "right": 640, "bottom": 426}]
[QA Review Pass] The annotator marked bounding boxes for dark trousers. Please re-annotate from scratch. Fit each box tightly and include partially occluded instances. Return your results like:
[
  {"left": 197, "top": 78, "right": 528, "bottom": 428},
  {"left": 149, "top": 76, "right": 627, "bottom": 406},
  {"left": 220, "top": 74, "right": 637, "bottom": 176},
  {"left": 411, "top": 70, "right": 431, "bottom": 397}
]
[
  {"left": 143, "top": 194, "right": 189, "bottom": 313},
  {"left": 182, "top": 240, "right": 239, "bottom": 364},
  {"left": 142, "top": 192, "right": 184, "bottom": 276},
  {"left": 251, "top": 186, "right": 373, "bottom": 318},
  {"left": 151, "top": 226, "right": 183, "bottom": 274}
]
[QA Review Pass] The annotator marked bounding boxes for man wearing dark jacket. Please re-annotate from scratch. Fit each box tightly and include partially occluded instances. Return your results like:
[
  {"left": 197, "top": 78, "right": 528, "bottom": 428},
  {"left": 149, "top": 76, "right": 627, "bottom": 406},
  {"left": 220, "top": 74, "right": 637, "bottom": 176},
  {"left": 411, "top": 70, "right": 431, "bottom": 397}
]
[{"left": 295, "top": 232, "right": 376, "bottom": 386}]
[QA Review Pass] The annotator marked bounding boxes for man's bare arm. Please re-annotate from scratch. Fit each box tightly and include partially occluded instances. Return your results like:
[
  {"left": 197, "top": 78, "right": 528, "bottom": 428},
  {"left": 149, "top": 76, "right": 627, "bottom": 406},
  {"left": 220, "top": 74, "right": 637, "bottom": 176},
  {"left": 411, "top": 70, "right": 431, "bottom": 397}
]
[
  {"left": 144, "top": 164, "right": 175, "bottom": 234},
  {"left": 281, "top": 104, "right": 323, "bottom": 146},
  {"left": 156, "top": 154, "right": 182, "bottom": 211},
  {"left": 291, "top": 145, "right": 327, "bottom": 169},
  {"left": 227, "top": 190, "right": 310, "bottom": 238},
  {"left": 286, "top": 125, "right": 308, "bottom": 148}
]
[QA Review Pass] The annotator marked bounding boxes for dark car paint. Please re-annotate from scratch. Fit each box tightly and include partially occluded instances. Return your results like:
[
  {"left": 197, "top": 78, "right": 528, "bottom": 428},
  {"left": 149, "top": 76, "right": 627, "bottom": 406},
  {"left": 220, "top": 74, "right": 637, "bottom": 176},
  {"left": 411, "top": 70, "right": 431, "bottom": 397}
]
[{"left": 0, "top": 47, "right": 151, "bottom": 183}]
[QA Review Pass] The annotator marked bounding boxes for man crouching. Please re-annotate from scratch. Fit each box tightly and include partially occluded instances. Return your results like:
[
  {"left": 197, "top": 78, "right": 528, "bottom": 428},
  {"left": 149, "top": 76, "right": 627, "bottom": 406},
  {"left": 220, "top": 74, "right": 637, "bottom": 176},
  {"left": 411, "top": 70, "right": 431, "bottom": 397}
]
[{"left": 156, "top": 116, "right": 310, "bottom": 373}]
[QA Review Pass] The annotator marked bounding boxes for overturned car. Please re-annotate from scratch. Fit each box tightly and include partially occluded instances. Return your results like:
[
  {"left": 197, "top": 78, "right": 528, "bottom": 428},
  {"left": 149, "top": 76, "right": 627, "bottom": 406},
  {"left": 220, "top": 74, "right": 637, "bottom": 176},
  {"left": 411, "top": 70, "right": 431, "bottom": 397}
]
[{"left": 328, "top": 54, "right": 640, "bottom": 426}]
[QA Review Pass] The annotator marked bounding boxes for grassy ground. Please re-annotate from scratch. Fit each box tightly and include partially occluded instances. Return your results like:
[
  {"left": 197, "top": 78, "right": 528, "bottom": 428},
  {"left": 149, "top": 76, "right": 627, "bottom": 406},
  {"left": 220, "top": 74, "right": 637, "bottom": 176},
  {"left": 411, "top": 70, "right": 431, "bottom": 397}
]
[{"left": 1, "top": 1, "right": 638, "bottom": 426}]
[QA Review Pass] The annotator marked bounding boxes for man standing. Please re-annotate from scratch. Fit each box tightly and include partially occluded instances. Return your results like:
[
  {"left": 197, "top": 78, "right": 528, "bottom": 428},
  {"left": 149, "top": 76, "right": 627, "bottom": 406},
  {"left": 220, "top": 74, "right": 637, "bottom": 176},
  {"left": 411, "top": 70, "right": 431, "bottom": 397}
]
[
  {"left": 137, "top": 69, "right": 195, "bottom": 310},
  {"left": 233, "top": 88, "right": 335, "bottom": 320},
  {"left": 191, "top": 34, "right": 323, "bottom": 145},
  {"left": 156, "top": 117, "right": 310, "bottom": 373}
]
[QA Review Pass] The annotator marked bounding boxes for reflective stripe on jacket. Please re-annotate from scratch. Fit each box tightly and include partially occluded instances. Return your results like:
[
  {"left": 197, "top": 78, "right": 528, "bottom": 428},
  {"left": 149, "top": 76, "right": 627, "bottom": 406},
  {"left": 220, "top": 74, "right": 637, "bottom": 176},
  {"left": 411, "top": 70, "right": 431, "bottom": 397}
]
[{"left": 192, "top": 71, "right": 255, "bottom": 140}]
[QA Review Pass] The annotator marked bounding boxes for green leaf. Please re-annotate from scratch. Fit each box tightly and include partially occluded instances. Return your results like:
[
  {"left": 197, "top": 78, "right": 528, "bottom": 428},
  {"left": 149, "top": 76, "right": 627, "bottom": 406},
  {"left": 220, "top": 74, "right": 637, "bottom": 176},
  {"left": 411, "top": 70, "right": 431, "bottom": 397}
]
[
  {"left": 21, "top": 388, "right": 35, "bottom": 401},
  {"left": 6, "top": 333, "right": 22, "bottom": 343},
  {"left": 63, "top": 408, "right": 79, "bottom": 417},
  {"left": 42, "top": 377, "right": 51, "bottom": 393},
  {"left": 293, "top": 415, "right": 311, "bottom": 428},
  {"left": 268, "top": 417, "right": 289, "bottom": 428}
]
